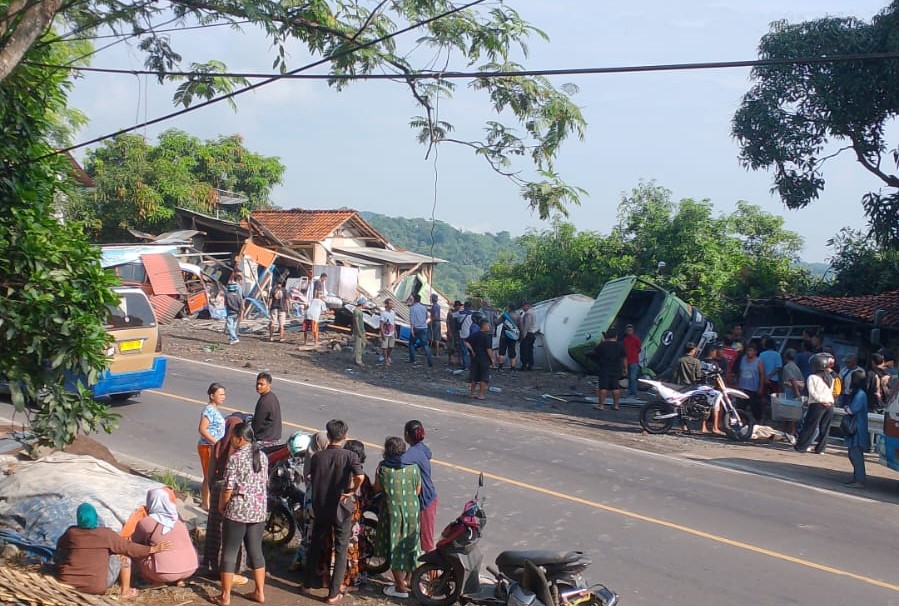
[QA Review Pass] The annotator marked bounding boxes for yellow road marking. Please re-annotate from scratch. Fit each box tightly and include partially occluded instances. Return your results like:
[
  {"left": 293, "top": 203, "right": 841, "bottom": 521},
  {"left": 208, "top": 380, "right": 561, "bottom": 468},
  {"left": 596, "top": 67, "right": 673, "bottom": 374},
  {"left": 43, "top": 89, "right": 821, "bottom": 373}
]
[{"left": 149, "top": 389, "right": 899, "bottom": 593}]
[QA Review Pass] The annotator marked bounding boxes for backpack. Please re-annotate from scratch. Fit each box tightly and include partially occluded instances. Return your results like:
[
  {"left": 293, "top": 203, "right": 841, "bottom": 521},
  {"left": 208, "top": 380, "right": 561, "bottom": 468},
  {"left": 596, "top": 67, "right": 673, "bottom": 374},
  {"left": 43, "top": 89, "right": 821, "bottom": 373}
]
[{"left": 501, "top": 312, "right": 520, "bottom": 341}]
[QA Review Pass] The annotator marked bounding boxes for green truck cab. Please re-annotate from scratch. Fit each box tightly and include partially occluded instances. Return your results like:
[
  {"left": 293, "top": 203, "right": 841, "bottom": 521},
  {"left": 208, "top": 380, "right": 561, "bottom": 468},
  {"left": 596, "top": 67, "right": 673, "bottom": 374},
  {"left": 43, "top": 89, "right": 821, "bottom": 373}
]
[{"left": 568, "top": 276, "right": 713, "bottom": 378}]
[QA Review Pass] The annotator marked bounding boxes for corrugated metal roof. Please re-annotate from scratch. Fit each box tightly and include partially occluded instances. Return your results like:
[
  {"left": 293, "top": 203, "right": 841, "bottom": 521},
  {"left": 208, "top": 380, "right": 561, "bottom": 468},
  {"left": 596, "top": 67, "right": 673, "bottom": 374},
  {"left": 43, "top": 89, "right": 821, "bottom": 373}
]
[
  {"left": 141, "top": 253, "right": 187, "bottom": 295},
  {"left": 334, "top": 247, "right": 446, "bottom": 265},
  {"left": 148, "top": 293, "right": 183, "bottom": 324}
]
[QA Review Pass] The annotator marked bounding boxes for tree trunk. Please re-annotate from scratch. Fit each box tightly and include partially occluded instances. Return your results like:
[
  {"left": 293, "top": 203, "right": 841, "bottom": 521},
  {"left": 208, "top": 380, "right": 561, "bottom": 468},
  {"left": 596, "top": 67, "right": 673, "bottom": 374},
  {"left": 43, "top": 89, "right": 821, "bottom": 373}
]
[{"left": 0, "top": 0, "right": 63, "bottom": 84}]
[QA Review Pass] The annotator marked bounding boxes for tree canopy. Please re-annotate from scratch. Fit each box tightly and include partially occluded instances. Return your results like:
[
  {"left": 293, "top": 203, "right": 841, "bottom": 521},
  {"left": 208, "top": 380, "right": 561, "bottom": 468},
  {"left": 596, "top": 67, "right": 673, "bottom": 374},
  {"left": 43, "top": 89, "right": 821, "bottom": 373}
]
[
  {"left": 733, "top": 2, "right": 899, "bottom": 247},
  {"left": 469, "top": 183, "right": 814, "bottom": 325},
  {"left": 78, "top": 129, "right": 285, "bottom": 241},
  {"left": 2, "top": 0, "right": 586, "bottom": 218},
  {"left": 360, "top": 211, "right": 519, "bottom": 300},
  {"left": 825, "top": 228, "right": 899, "bottom": 296}
]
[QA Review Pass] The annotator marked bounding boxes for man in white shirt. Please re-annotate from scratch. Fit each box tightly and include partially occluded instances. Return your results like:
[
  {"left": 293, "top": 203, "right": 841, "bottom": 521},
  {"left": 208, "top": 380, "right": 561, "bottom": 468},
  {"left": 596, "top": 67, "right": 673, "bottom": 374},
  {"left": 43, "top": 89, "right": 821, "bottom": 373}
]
[
  {"left": 379, "top": 299, "right": 397, "bottom": 366},
  {"left": 518, "top": 301, "right": 536, "bottom": 371},
  {"left": 794, "top": 352, "right": 836, "bottom": 454},
  {"left": 408, "top": 294, "right": 433, "bottom": 367}
]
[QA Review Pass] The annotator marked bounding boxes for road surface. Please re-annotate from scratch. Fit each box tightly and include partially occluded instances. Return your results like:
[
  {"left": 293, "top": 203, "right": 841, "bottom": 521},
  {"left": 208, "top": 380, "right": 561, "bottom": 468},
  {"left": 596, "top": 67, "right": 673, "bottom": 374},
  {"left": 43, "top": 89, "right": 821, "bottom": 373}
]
[{"left": 3, "top": 356, "right": 898, "bottom": 605}]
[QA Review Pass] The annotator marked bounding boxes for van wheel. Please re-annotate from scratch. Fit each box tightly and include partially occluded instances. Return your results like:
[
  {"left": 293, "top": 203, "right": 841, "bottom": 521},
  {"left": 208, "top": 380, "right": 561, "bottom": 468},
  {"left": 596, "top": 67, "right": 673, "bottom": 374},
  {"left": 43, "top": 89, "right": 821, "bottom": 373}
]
[{"left": 109, "top": 392, "right": 136, "bottom": 403}]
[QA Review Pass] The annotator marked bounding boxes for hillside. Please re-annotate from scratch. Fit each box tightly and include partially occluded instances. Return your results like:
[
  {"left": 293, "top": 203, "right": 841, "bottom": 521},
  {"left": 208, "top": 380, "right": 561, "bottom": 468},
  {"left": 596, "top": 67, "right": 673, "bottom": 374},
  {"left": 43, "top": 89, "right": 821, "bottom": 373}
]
[{"left": 360, "top": 211, "right": 520, "bottom": 299}]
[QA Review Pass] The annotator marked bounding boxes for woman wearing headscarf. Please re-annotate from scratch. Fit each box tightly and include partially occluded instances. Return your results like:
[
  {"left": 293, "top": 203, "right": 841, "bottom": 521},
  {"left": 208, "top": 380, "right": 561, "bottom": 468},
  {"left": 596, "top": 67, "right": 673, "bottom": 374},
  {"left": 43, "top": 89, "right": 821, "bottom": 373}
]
[
  {"left": 56, "top": 503, "right": 171, "bottom": 597},
  {"left": 374, "top": 437, "right": 421, "bottom": 598},
  {"left": 130, "top": 487, "right": 198, "bottom": 585},
  {"left": 215, "top": 422, "right": 268, "bottom": 606},
  {"left": 290, "top": 430, "right": 330, "bottom": 571},
  {"left": 843, "top": 369, "right": 870, "bottom": 488},
  {"left": 203, "top": 413, "right": 247, "bottom": 575}
]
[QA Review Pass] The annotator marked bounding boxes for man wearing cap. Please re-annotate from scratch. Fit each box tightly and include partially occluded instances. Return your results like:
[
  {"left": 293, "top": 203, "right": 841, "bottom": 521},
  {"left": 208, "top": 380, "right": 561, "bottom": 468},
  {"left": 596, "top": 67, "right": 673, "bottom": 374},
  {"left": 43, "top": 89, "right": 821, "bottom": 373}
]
[
  {"left": 353, "top": 297, "right": 367, "bottom": 367},
  {"left": 621, "top": 324, "right": 642, "bottom": 399},
  {"left": 518, "top": 301, "right": 536, "bottom": 371}
]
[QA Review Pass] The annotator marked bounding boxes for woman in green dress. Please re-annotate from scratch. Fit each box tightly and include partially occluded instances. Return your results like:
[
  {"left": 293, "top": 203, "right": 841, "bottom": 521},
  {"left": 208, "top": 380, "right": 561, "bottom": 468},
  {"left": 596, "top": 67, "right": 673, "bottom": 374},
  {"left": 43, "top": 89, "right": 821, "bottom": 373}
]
[{"left": 374, "top": 436, "right": 422, "bottom": 598}]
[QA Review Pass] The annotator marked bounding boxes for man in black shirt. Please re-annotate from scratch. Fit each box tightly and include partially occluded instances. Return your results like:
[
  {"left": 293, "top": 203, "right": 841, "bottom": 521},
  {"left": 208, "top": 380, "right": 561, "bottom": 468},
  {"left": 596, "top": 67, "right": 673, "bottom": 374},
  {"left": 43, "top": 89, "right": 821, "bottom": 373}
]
[
  {"left": 591, "top": 330, "right": 626, "bottom": 411},
  {"left": 303, "top": 419, "right": 364, "bottom": 603},
  {"left": 252, "top": 372, "right": 282, "bottom": 444},
  {"left": 466, "top": 319, "right": 496, "bottom": 400}
]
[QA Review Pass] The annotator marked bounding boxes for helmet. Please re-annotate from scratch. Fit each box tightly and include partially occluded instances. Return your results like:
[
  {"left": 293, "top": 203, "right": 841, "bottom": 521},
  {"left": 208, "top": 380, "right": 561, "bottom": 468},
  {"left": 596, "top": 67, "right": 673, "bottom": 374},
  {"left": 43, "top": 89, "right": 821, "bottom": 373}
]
[
  {"left": 356, "top": 296, "right": 366, "bottom": 306},
  {"left": 287, "top": 431, "right": 312, "bottom": 456},
  {"left": 810, "top": 352, "right": 834, "bottom": 372},
  {"left": 227, "top": 283, "right": 239, "bottom": 292}
]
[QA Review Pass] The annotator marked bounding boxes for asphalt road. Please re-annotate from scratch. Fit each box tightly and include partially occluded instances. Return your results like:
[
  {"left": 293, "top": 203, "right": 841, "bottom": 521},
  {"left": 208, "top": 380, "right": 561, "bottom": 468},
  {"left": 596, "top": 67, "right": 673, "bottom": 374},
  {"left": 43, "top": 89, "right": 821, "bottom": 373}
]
[{"left": 4, "top": 357, "right": 899, "bottom": 605}]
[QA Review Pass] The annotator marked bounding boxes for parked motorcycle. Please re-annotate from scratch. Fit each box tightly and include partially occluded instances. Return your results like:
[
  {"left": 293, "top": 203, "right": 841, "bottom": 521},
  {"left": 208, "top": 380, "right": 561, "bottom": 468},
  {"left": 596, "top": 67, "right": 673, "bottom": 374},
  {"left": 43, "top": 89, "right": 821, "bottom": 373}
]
[
  {"left": 263, "top": 430, "right": 311, "bottom": 546},
  {"left": 638, "top": 364, "right": 754, "bottom": 441},
  {"left": 411, "top": 474, "right": 618, "bottom": 606}
]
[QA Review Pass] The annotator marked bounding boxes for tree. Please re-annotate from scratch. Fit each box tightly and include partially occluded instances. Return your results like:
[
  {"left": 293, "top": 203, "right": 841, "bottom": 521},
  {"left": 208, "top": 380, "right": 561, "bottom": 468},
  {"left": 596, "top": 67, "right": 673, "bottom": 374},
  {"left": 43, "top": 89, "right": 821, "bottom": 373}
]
[
  {"left": 470, "top": 183, "right": 812, "bottom": 326},
  {"left": 733, "top": 3, "right": 899, "bottom": 247},
  {"left": 825, "top": 228, "right": 899, "bottom": 295},
  {"left": 2, "top": 0, "right": 586, "bottom": 217},
  {"left": 0, "top": 36, "right": 119, "bottom": 450},
  {"left": 81, "top": 129, "right": 285, "bottom": 241}
]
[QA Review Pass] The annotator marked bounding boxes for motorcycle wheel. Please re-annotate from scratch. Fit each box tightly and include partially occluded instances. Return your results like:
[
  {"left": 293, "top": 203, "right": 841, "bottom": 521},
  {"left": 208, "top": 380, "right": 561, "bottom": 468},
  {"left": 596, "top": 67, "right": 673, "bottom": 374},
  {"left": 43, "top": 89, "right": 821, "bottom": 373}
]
[
  {"left": 360, "top": 517, "right": 390, "bottom": 575},
  {"left": 639, "top": 402, "right": 675, "bottom": 434},
  {"left": 411, "top": 562, "right": 461, "bottom": 606},
  {"left": 724, "top": 409, "right": 754, "bottom": 442},
  {"left": 264, "top": 499, "right": 296, "bottom": 546}
]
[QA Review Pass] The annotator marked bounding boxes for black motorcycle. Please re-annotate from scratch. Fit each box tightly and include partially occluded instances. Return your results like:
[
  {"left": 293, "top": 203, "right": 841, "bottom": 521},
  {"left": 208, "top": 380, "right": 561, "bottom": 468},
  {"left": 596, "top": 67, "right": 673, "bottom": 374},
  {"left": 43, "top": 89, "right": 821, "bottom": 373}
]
[{"left": 411, "top": 474, "right": 618, "bottom": 606}]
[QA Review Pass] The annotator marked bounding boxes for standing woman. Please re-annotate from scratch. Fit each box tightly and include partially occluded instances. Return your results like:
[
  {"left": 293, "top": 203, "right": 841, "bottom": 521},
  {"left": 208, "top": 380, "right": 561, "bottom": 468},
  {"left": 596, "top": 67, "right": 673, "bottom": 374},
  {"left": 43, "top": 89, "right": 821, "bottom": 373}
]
[
  {"left": 203, "top": 413, "right": 245, "bottom": 574},
  {"left": 374, "top": 437, "right": 421, "bottom": 598},
  {"left": 198, "top": 383, "right": 227, "bottom": 511},
  {"left": 216, "top": 423, "right": 268, "bottom": 606},
  {"left": 737, "top": 343, "right": 766, "bottom": 421},
  {"left": 843, "top": 369, "right": 870, "bottom": 488},
  {"left": 401, "top": 420, "right": 437, "bottom": 553}
]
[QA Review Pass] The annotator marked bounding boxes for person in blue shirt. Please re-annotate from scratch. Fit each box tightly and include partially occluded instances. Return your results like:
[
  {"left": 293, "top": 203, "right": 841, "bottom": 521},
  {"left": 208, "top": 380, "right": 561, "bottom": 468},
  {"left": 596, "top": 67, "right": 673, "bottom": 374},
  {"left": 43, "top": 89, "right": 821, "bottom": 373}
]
[
  {"left": 400, "top": 420, "right": 437, "bottom": 552},
  {"left": 843, "top": 369, "right": 869, "bottom": 488}
]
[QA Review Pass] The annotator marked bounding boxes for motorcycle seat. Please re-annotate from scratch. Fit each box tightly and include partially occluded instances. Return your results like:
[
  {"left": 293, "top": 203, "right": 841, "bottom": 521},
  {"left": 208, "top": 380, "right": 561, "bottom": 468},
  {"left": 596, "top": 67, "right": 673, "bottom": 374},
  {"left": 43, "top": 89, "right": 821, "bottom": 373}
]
[{"left": 495, "top": 550, "right": 584, "bottom": 569}]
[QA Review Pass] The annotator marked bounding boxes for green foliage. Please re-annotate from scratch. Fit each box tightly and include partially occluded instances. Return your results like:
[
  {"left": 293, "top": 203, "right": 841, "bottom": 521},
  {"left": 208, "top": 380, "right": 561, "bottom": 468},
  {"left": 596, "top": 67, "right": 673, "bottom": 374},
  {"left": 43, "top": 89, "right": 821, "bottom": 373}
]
[
  {"left": 733, "top": 3, "right": 899, "bottom": 246},
  {"left": 359, "top": 211, "right": 519, "bottom": 300},
  {"left": 80, "top": 129, "right": 285, "bottom": 241},
  {"left": 0, "top": 39, "right": 119, "bottom": 449},
  {"left": 6, "top": 0, "right": 586, "bottom": 218},
  {"left": 825, "top": 228, "right": 899, "bottom": 295},
  {"left": 470, "top": 183, "right": 813, "bottom": 326}
]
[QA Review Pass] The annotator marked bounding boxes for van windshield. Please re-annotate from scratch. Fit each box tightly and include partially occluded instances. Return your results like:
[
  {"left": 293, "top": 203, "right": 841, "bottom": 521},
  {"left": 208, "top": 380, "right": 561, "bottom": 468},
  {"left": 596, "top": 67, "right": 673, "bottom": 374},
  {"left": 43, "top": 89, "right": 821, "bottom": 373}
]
[{"left": 106, "top": 292, "right": 156, "bottom": 330}]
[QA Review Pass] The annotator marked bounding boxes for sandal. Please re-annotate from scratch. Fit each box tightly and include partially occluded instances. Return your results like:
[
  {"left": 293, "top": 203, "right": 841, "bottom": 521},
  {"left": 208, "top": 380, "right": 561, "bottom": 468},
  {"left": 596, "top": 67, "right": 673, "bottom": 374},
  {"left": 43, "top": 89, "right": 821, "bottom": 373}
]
[
  {"left": 383, "top": 586, "right": 409, "bottom": 599},
  {"left": 326, "top": 593, "right": 345, "bottom": 604}
]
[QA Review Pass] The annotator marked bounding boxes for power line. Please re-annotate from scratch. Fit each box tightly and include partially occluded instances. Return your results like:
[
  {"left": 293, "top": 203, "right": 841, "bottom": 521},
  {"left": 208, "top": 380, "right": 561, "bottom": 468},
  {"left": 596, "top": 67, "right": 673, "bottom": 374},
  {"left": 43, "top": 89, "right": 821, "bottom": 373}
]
[
  {"left": 28, "top": 50, "right": 899, "bottom": 82},
  {"left": 49, "top": 19, "right": 252, "bottom": 43},
  {"left": 39, "top": 0, "right": 488, "bottom": 161}
]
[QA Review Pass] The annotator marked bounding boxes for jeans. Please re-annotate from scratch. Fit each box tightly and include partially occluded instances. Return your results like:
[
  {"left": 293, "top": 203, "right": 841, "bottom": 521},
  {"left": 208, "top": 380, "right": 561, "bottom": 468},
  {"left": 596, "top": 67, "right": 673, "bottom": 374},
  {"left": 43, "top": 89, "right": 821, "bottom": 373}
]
[
  {"left": 460, "top": 340, "right": 470, "bottom": 369},
  {"left": 225, "top": 314, "right": 239, "bottom": 342},
  {"left": 848, "top": 444, "right": 867, "bottom": 483},
  {"left": 304, "top": 515, "right": 353, "bottom": 597},
  {"left": 409, "top": 327, "right": 433, "bottom": 366},
  {"left": 627, "top": 363, "right": 640, "bottom": 397}
]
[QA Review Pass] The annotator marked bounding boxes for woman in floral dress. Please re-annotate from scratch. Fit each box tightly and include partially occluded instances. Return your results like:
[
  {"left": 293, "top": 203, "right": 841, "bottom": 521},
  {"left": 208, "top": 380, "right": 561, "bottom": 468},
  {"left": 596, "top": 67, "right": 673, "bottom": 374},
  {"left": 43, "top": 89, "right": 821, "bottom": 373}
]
[{"left": 374, "top": 436, "right": 421, "bottom": 598}]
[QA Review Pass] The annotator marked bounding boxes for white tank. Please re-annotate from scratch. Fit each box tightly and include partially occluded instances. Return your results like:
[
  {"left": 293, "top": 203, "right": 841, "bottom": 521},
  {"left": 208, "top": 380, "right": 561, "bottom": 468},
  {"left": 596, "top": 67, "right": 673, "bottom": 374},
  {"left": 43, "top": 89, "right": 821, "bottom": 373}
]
[{"left": 531, "top": 294, "right": 594, "bottom": 372}]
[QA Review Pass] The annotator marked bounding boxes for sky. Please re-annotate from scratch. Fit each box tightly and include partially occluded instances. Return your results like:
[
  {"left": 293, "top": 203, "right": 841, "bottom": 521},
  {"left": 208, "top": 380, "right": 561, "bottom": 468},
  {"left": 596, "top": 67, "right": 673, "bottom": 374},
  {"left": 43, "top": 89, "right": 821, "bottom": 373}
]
[{"left": 65, "top": 1, "right": 890, "bottom": 262}]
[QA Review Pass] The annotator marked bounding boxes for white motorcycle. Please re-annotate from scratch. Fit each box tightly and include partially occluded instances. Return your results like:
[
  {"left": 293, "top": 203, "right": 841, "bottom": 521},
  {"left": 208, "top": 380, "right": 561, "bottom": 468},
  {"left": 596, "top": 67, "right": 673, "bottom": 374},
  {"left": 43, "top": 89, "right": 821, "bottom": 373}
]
[{"left": 638, "top": 365, "right": 754, "bottom": 441}]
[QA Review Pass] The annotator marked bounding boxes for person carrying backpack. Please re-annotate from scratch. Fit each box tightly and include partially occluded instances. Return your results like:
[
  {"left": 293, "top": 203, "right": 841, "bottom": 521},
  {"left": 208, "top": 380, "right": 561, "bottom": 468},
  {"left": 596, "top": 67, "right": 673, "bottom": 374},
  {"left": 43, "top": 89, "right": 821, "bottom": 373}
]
[
  {"left": 495, "top": 303, "right": 520, "bottom": 370},
  {"left": 456, "top": 302, "right": 473, "bottom": 370}
]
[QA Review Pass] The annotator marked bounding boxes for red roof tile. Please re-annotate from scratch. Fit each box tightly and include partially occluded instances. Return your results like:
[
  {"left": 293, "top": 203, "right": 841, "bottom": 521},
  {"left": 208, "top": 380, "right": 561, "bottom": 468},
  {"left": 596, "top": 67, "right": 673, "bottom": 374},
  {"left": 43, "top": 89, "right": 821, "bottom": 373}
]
[
  {"left": 786, "top": 291, "right": 899, "bottom": 327},
  {"left": 247, "top": 209, "right": 384, "bottom": 244}
]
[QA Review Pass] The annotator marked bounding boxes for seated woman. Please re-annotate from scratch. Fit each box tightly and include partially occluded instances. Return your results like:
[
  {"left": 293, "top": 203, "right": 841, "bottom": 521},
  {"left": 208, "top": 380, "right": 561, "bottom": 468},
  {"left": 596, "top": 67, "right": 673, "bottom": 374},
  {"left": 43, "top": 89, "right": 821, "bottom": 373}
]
[
  {"left": 130, "top": 487, "right": 198, "bottom": 586},
  {"left": 56, "top": 502, "right": 171, "bottom": 597}
]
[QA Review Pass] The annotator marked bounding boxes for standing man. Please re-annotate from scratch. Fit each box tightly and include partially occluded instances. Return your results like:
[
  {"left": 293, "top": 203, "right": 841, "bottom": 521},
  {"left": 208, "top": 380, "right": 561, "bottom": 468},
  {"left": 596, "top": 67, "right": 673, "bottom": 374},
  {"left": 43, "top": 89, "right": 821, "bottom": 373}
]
[
  {"left": 838, "top": 354, "right": 859, "bottom": 406},
  {"left": 252, "top": 372, "right": 282, "bottom": 445},
  {"left": 673, "top": 342, "right": 702, "bottom": 386},
  {"left": 268, "top": 279, "right": 287, "bottom": 342},
  {"left": 466, "top": 318, "right": 496, "bottom": 399},
  {"left": 457, "top": 301, "right": 473, "bottom": 370},
  {"left": 408, "top": 294, "right": 433, "bottom": 367},
  {"left": 313, "top": 272, "right": 328, "bottom": 301},
  {"left": 495, "top": 303, "right": 520, "bottom": 370},
  {"left": 446, "top": 301, "right": 461, "bottom": 367},
  {"left": 303, "top": 419, "right": 364, "bottom": 604},
  {"left": 621, "top": 324, "right": 642, "bottom": 399},
  {"left": 518, "top": 301, "right": 536, "bottom": 371},
  {"left": 380, "top": 299, "right": 397, "bottom": 366},
  {"left": 590, "top": 330, "right": 626, "bottom": 411},
  {"left": 352, "top": 297, "right": 367, "bottom": 367},
  {"left": 224, "top": 283, "right": 242, "bottom": 346},
  {"left": 429, "top": 294, "right": 442, "bottom": 357},
  {"left": 794, "top": 353, "right": 836, "bottom": 454}
]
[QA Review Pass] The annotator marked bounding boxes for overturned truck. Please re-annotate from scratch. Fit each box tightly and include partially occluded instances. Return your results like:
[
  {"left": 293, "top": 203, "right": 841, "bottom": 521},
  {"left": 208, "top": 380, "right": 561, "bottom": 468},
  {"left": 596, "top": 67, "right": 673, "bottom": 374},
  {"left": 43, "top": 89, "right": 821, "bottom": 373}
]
[{"left": 568, "top": 276, "right": 714, "bottom": 379}]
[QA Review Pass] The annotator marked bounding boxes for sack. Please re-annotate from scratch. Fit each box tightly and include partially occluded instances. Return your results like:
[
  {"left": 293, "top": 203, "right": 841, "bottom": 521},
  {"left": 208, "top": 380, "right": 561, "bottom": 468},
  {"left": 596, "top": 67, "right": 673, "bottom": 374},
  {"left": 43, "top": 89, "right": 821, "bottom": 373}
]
[{"left": 840, "top": 413, "right": 857, "bottom": 436}]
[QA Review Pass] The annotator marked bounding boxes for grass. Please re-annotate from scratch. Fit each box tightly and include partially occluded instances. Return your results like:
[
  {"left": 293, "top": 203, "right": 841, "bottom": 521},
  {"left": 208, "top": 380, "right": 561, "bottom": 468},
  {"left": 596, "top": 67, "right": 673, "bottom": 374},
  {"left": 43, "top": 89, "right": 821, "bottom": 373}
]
[{"left": 149, "top": 467, "right": 197, "bottom": 497}]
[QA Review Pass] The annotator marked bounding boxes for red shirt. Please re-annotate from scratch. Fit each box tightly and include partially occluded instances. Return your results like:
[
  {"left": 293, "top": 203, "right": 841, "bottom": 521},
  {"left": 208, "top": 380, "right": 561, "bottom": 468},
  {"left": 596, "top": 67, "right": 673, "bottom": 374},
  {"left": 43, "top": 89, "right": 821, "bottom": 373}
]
[
  {"left": 719, "top": 347, "right": 739, "bottom": 379},
  {"left": 622, "top": 334, "right": 641, "bottom": 365}
]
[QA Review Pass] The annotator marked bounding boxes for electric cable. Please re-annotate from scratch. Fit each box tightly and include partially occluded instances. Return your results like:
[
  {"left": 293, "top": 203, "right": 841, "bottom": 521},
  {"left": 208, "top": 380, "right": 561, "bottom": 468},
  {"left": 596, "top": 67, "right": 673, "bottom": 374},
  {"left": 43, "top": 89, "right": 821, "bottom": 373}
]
[
  {"left": 26, "top": 50, "right": 899, "bottom": 81},
  {"left": 35, "top": 0, "right": 488, "bottom": 162}
]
